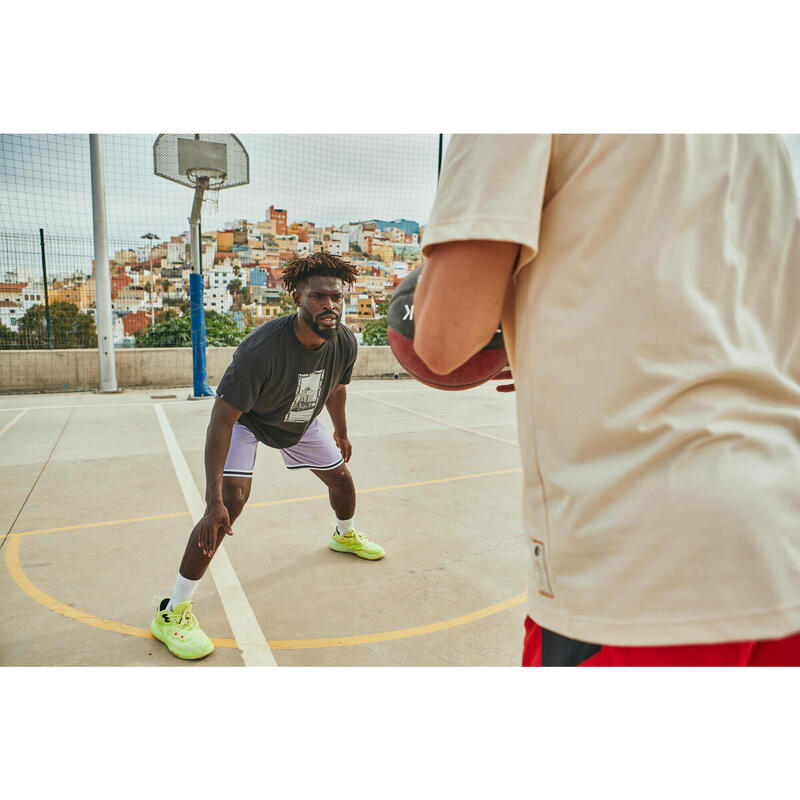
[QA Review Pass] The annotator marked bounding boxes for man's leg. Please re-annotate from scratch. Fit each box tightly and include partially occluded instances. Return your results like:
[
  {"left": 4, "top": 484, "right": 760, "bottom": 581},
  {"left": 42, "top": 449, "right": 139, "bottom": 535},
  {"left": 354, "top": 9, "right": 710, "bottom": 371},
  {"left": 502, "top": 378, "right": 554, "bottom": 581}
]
[
  {"left": 280, "top": 419, "right": 384, "bottom": 560},
  {"left": 152, "top": 422, "right": 257, "bottom": 659},
  {"left": 311, "top": 463, "right": 385, "bottom": 560},
  {"left": 311, "top": 463, "right": 355, "bottom": 522},
  {"left": 177, "top": 476, "right": 252, "bottom": 580}
]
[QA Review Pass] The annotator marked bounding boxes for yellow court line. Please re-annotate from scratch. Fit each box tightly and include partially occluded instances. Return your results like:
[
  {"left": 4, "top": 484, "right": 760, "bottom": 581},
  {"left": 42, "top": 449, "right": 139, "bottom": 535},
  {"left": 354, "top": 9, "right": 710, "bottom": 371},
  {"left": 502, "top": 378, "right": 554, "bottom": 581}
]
[
  {"left": 247, "top": 468, "right": 522, "bottom": 510},
  {"left": 0, "top": 409, "right": 28, "bottom": 438},
  {"left": 14, "top": 512, "right": 191, "bottom": 538},
  {"left": 6, "top": 532, "right": 526, "bottom": 650},
  {"left": 14, "top": 468, "right": 522, "bottom": 535},
  {"left": 6, "top": 466, "right": 525, "bottom": 651}
]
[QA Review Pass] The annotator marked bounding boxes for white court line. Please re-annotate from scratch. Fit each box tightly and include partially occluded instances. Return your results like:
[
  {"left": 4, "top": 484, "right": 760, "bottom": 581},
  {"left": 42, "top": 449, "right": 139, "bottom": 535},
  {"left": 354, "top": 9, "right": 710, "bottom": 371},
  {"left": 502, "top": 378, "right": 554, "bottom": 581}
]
[
  {"left": 361, "top": 394, "right": 519, "bottom": 446},
  {"left": 0, "top": 399, "right": 212, "bottom": 412},
  {"left": 153, "top": 403, "right": 277, "bottom": 667},
  {"left": 0, "top": 409, "right": 28, "bottom": 438}
]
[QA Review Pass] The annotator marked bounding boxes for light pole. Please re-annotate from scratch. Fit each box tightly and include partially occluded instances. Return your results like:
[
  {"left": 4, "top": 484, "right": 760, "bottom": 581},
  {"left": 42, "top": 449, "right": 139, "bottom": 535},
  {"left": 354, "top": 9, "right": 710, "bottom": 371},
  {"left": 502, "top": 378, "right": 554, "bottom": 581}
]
[{"left": 141, "top": 232, "right": 160, "bottom": 325}]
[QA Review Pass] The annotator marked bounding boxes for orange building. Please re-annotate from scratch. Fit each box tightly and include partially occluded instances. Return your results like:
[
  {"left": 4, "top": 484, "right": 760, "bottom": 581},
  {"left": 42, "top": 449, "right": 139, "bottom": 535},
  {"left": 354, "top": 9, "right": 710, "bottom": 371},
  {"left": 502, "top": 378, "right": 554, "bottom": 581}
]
[
  {"left": 216, "top": 230, "right": 234, "bottom": 251},
  {"left": 269, "top": 205, "right": 287, "bottom": 235}
]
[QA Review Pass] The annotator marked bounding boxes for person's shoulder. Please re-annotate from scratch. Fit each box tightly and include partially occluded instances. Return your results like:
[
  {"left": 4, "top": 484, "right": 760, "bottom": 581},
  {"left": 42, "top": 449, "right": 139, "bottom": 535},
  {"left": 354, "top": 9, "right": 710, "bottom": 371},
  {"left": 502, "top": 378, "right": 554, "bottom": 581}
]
[
  {"left": 241, "top": 315, "right": 293, "bottom": 351},
  {"left": 235, "top": 315, "right": 293, "bottom": 362},
  {"left": 338, "top": 323, "right": 357, "bottom": 350}
]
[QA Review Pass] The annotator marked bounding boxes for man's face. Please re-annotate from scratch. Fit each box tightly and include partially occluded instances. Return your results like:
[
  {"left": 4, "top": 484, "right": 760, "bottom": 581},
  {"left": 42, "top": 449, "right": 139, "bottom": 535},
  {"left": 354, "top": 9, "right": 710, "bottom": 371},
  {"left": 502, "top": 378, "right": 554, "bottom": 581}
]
[{"left": 295, "top": 275, "right": 345, "bottom": 340}]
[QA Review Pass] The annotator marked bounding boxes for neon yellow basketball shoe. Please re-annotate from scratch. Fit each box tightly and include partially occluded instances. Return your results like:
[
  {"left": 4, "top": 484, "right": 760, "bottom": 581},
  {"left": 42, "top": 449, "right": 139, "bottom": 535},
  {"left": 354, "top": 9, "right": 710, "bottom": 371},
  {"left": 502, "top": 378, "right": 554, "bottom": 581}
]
[
  {"left": 329, "top": 527, "right": 386, "bottom": 560},
  {"left": 150, "top": 598, "right": 214, "bottom": 660}
]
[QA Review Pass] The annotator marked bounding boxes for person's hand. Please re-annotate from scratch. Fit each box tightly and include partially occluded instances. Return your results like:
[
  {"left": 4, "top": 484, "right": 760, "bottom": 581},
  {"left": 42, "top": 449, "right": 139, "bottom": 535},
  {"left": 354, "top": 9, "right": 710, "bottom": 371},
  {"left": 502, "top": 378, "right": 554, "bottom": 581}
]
[
  {"left": 198, "top": 501, "right": 232, "bottom": 557},
  {"left": 333, "top": 431, "right": 352, "bottom": 463},
  {"left": 493, "top": 369, "right": 515, "bottom": 393}
]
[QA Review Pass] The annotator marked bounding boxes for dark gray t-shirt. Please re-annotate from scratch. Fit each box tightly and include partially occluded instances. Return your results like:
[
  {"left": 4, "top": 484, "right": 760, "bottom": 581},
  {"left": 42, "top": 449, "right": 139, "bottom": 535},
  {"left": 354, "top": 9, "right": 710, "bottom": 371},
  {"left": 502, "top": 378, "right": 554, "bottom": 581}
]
[{"left": 215, "top": 314, "right": 358, "bottom": 449}]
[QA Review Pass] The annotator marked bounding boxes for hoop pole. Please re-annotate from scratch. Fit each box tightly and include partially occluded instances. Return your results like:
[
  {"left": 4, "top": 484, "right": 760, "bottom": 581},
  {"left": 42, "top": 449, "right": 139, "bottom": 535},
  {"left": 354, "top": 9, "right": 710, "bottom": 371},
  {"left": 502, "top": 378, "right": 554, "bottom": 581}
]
[
  {"left": 189, "top": 180, "right": 213, "bottom": 398},
  {"left": 89, "top": 134, "right": 118, "bottom": 392}
]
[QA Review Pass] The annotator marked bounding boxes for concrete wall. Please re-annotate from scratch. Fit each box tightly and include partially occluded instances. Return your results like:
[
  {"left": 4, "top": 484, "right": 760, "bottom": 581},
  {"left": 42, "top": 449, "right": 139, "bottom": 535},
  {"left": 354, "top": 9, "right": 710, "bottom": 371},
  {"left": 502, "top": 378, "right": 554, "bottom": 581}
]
[{"left": 0, "top": 346, "right": 406, "bottom": 394}]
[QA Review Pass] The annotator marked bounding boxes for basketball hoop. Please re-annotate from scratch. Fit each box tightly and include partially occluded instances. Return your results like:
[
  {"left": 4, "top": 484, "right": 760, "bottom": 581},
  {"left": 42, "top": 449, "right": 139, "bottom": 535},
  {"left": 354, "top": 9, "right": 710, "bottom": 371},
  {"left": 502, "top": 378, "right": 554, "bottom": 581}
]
[
  {"left": 153, "top": 134, "right": 248, "bottom": 190},
  {"left": 203, "top": 187, "right": 220, "bottom": 210}
]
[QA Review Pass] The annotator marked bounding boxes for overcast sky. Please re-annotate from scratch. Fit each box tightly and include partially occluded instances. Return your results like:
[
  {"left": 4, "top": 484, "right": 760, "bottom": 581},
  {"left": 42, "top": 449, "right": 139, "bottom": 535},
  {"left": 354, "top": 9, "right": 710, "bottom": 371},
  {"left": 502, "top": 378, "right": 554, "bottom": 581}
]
[{"left": 0, "top": 134, "right": 442, "bottom": 243}]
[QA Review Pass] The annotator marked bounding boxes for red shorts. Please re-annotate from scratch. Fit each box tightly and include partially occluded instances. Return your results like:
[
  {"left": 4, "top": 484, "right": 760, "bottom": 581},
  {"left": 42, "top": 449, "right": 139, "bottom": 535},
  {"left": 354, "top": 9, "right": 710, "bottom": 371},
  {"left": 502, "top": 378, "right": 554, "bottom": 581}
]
[{"left": 523, "top": 616, "right": 800, "bottom": 667}]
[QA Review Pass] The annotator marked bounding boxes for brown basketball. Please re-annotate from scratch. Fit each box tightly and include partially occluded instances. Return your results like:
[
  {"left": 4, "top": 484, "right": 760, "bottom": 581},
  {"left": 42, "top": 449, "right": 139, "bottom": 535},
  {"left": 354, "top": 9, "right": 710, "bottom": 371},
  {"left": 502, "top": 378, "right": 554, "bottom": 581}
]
[{"left": 386, "top": 268, "right": 508, "bottom": 390}]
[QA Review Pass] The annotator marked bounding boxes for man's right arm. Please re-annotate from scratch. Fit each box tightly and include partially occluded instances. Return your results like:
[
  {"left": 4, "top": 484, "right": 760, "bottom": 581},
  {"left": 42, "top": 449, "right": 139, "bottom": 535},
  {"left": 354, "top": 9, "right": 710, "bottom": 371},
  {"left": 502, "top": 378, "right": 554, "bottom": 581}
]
[{"left": 198, "top": 397, "right": 242, "bottom": 556}]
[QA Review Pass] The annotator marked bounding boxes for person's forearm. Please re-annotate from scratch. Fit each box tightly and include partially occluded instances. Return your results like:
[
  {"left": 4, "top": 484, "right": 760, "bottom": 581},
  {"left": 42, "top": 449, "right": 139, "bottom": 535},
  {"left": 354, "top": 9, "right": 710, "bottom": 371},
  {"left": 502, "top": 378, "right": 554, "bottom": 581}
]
[
  {"left": 325, "top": 386, "right": 348, "bottom": 434},
  {"left": 204, "top": 419, "right": 235, "bottom": 505}
]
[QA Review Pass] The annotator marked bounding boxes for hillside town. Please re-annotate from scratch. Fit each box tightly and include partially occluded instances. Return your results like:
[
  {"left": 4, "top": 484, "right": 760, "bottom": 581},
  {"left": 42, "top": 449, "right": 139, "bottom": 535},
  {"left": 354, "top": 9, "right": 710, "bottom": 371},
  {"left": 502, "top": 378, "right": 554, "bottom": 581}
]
[{"left": 0, "top": 205, "right": 424, "bottom": 346}]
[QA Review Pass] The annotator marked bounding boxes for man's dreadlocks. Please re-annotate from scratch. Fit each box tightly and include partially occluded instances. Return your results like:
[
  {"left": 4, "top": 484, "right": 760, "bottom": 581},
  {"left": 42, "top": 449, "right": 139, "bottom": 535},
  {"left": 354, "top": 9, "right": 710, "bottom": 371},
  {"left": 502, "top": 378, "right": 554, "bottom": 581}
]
[{"left": 282, "top": 252, "right": 360, "bottom": 294}]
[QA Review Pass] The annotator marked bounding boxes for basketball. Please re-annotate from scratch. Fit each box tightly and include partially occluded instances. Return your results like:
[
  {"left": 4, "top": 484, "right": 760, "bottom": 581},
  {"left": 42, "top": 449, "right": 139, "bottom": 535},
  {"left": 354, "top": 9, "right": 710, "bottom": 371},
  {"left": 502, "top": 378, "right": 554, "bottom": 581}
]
[{"left": 386, "top": 267, "right": 508, "bottom": 390}]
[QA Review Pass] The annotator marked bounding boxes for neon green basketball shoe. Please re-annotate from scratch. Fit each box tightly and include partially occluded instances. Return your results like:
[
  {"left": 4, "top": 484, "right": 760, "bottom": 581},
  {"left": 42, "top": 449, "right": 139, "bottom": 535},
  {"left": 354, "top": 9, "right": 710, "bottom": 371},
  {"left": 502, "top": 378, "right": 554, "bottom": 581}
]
[
  {"left": 150, "top": 598, "right": 215, "bottom": 660},
  {"left": 329, "top": 527, "right": 386, "bottom": 560}
]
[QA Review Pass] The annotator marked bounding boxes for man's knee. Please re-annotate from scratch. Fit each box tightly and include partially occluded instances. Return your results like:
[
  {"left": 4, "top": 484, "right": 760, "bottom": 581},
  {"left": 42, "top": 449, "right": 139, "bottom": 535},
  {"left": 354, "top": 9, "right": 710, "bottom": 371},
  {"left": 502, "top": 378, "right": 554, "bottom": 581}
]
[
  {"left": 328, "top": 465, "right": 353, "bottom": 487},
  {"left": 222, "top": 479, "right": 251, "bottom": 518}
]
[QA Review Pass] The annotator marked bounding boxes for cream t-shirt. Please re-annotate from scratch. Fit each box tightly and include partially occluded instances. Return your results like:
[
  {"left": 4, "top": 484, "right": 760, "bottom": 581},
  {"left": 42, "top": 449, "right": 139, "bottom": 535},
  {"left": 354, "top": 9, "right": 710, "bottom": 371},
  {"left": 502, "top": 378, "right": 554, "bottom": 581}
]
[{"left": 422, "top": 134, "right": 800, "bottom": 645}]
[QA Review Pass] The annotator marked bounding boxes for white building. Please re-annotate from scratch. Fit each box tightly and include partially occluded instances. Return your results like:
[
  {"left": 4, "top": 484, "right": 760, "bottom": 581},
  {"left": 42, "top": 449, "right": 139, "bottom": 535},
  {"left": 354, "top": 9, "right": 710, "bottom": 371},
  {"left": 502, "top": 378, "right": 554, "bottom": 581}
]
[
  {"left": 167, "top": 241, "right": 187, "bottom": 264},
  {"left": 204, "top": 286, "right": 233, "bottom": 314},
  {"left": 20, "top": 285, "right": 44, "bottom": 312},
  {"left": 389, "top": 260, "right": 409, "bottom": 279},
  {"left": 327, "top": 231, "right": 349, "bottom": 256},
  {"left": 0, "top": 300, "right": 23, "bottom": 333}
]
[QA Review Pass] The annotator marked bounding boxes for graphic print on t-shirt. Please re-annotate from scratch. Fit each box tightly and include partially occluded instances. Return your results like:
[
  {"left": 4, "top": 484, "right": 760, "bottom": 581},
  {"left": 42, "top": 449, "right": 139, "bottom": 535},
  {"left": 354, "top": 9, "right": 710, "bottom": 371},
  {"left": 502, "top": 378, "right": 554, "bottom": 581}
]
[{"left": 284, "top": 369, "right": 325, "bottom": 423}]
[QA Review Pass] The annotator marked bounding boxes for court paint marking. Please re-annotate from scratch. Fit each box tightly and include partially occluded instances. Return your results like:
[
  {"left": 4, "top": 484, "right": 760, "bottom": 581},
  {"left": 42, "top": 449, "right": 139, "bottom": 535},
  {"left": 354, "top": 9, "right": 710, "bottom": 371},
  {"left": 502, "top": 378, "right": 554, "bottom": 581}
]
[
  {"left": 5, "top": 535, "right": 525, "bottom": 650},
  {"left": 360, "top": 393, "right": 519, "bottom": 446},
  {"left": 0, "top": 384, "right": 445, "bottom": 413},
  {"left": 0, "top": 409, "right": 28, "bottom": 438},
  {"left": 153, "top": 404, "right": 277, "bottom": 667},
  {"left": 13, "top": 468, "right": 522, "bottom": 537},
  {"left": 6, "top": 466, "right": 525, "bottom": 650},
  {"left": 0, "top": 380, "right": 507, "bottom": 414}
]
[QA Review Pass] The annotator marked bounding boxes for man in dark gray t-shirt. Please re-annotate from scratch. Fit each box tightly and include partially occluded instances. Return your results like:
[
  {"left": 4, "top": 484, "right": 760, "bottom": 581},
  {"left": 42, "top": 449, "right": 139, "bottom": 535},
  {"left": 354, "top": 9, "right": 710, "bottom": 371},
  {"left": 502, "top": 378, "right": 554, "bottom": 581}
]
[{"left": 150, "top": 253, "right": 386, "bottom": 661}]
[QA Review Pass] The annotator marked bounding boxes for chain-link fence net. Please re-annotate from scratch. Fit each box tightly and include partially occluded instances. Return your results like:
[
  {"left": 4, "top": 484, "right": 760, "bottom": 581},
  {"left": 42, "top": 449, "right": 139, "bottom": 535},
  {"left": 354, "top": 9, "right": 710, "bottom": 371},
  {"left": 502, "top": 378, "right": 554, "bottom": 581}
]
[{"left": 1, "top": 134, "right": 440, "bottom": 354}]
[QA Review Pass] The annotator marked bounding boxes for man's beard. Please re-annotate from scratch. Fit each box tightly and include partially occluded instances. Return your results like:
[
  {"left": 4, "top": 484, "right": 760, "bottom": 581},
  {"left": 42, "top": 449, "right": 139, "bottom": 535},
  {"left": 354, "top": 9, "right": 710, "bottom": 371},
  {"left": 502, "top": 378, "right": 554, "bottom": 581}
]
[{"left": 300, "top": 307, "right": 340, "bottom": 340}]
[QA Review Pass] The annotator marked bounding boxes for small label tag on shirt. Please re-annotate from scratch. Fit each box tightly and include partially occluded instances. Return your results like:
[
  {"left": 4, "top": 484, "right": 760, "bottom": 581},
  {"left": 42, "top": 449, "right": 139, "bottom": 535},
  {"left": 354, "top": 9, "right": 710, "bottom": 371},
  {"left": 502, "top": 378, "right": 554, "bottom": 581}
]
[{"left": 531, "top": 538, "right": 554, "bottom": 598}]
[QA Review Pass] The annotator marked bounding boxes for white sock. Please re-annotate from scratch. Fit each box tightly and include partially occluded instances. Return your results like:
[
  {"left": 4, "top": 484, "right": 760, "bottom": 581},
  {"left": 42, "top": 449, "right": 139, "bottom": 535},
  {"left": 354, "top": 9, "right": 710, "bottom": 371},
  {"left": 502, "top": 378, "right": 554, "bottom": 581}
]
[
  {"left": 336, "top": 517, "right": 354, "bottom": 535},
  {"left": 168, "top": 573, "right": 201, "bottom": 610}
]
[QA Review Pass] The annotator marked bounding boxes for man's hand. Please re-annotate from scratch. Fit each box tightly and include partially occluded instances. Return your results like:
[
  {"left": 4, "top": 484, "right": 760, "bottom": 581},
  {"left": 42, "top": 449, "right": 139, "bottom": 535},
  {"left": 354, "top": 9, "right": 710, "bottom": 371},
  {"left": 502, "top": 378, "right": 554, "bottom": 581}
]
[
  {"left": 198, "top": 500, "right": 232, "bottom": 557},
  {"left": 333, "top": 431, "right": 352, "bottom": 463}
]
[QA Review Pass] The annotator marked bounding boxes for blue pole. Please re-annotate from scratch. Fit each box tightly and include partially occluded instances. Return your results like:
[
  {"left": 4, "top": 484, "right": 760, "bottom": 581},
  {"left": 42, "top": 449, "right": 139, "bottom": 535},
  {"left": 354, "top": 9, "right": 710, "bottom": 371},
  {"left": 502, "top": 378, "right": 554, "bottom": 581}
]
[{"left": 189, "top": 272, "right": 213, "bottom": 397}]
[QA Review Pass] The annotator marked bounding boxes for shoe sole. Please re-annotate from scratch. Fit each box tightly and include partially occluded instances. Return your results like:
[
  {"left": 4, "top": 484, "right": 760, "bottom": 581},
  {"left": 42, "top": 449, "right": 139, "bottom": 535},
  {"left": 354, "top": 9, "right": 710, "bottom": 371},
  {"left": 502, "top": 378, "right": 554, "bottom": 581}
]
[
  {"left": 151, "top": 622, "right": 215, "bottom": 660},
  {"left": 329, "top": 541, "right": 385, "bottom": 560}
]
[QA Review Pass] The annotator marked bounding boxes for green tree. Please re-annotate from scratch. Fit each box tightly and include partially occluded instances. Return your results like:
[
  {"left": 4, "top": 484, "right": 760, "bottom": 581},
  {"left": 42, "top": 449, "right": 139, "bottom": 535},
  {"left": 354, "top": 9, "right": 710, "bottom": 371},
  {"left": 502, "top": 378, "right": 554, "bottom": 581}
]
[
  {"left": 277, "top": 290, "right": 296, "bottom": 317},
  {"left": 362, "top": 293, "right": 391, "bottom": 346},
  {"left": 134, "top": 310, "right": 246, "bottom": 347},
  {"left": 17, "top": 302, "right": 97, "bottom": 349},
  {"left": 227, "top": 278, "right": 242, "bottom": 298},
  {"left": 155, "top": 306, "right": 180, "bottom": 324},
  {"left": 0, "top": 322, "right": 18, "bottom": 349}
]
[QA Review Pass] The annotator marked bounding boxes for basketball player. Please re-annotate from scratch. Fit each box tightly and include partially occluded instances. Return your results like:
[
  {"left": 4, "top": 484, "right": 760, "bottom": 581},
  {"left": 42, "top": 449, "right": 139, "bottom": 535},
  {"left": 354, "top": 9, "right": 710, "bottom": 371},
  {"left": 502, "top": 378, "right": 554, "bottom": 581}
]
[
  {"left": 151, "top": 253, "right": 385, "bottom": 660},
  {"left": 414, "top": 134, "right": 800, "bottom": 666}
]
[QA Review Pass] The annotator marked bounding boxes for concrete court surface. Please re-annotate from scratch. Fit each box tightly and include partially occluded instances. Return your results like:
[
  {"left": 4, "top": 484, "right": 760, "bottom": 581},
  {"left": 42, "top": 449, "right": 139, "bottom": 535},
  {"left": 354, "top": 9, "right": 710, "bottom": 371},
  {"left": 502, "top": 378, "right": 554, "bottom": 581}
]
[{"left": 0, "top": 378, "right": 529, "bottom": 667}]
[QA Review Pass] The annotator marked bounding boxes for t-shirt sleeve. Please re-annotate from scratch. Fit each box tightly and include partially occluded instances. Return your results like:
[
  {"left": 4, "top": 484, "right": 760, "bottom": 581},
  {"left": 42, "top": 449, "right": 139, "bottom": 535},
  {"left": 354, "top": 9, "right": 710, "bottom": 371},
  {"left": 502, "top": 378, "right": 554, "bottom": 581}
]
[
  {"left": 338, "top": 333, "right": 357, "bottom": 386},
  {"left": 421, "top": 134, "right": 552, "bottom": 277},
  {"left": 215, "top": 344, "right": 266, "bottom": 413}
]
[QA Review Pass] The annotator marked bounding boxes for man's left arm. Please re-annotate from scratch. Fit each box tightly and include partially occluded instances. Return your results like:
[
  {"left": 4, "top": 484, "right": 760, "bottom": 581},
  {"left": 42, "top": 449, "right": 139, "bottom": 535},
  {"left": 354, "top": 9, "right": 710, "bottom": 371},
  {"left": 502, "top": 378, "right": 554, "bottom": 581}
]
[
  {"left": 413, "top": 240, "right": 519, "bottom": 375},
  {"left": 325, "top": 383, "right": 351, "bottom": 462}
]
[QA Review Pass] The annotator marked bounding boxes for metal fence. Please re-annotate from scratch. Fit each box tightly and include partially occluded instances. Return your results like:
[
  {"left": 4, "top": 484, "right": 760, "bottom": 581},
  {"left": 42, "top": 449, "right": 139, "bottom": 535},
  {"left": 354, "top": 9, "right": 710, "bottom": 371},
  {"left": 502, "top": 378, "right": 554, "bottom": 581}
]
[{"left": 0, "top": 134, "right": 441, "bottom": 352}]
